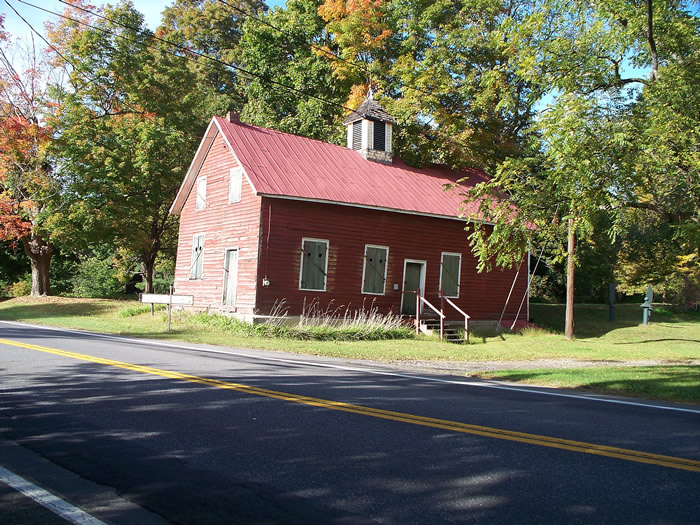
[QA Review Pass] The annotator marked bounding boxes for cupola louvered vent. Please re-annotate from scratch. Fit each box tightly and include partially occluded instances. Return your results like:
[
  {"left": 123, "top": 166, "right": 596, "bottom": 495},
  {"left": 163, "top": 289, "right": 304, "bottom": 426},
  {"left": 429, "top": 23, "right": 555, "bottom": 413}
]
[
  {"left": 373, "top": 122, "right": 386, "bottom": 152},
  {"left": 344, "top": 93, "right": 396, "bottom": 165},
  {"left": 352, "top": 121, "right": 362, "bottom": 151}
]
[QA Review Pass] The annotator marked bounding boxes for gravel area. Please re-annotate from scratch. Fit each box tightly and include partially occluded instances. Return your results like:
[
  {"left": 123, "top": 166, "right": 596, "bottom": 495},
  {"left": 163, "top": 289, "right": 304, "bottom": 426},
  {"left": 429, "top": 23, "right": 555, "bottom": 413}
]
[{"left": 350, "top": 358, "right": 700, "bottom": 376}]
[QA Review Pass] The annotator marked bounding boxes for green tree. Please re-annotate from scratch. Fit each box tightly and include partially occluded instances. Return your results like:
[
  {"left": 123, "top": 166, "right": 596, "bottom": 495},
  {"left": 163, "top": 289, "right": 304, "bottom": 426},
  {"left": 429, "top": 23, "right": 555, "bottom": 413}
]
[
  {"left": 317, "top": 0, "right": 539, "bottom": 168},
  {"left": 463, "top": 0, "right": 699, "bottom": 336},
  {"left": 238, "top": 0, "right": 351, "bottom": 141},
  {"left": 159, "top": 0, "right": 266, "bottom": 117},
  {"left": 49, "top": 1, "right": 232, "bottom": 292}
]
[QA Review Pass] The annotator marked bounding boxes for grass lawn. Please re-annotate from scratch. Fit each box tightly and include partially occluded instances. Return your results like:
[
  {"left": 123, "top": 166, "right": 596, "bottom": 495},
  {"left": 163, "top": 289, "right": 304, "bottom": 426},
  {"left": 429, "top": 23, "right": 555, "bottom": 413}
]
[
  {"left": 0, "top": 297, "right": 698, "bottom": 403},
  {"left": 472, "top": 366, "right": 700, "bottom": 403}
]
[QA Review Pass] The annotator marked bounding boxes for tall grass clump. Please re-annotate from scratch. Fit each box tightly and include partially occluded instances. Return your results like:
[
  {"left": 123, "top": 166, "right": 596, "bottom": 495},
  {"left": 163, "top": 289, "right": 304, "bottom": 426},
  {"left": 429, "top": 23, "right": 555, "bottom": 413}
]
[
  {"left": 189, "top": 299, "right": 414, "bottom": 341},
  {"left": 281, "top": 298, "right": 413, "bottom": 341},
  {"left": 118, "top": 303, "right": 166, "bottom": 318},
  {"left": 190, "top": 312, "right": 268, "bottom": 337}
]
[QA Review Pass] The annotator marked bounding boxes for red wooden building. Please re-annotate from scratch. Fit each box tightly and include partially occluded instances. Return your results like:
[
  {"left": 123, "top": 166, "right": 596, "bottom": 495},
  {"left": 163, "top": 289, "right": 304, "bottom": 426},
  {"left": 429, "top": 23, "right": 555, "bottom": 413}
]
[{"left": 170, "top": 97, "right": 528, "bottom": 325}]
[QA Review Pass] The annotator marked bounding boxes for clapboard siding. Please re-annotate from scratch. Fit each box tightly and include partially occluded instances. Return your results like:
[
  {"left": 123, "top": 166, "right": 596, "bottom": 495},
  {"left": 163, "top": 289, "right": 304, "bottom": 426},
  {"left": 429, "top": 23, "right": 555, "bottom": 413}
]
[
  {"left": 173, "top": 133, "right": 261, "bottom": 312},
  {"left": 256, "top": 198, "right": 527, "bottom": 321}
]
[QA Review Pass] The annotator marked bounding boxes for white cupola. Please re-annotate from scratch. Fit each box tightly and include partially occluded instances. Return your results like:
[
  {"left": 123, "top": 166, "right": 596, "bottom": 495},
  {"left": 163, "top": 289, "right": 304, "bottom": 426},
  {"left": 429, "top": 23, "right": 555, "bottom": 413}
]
[{"left": 343, "top": 92, "right": 397, "bottom": 165}]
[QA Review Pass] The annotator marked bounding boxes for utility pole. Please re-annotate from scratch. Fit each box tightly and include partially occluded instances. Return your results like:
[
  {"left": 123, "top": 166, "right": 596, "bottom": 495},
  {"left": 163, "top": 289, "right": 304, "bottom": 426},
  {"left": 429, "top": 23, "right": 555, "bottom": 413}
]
[{"left": 565, "top": 218, "right": 575, "bottom": 340}]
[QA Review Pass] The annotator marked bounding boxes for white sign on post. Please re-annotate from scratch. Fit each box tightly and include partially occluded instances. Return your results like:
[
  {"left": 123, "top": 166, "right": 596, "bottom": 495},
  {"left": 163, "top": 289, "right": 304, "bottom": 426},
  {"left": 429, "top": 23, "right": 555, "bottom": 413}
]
[
  {"left": 139, "top": 292, "right": 194, "bottom": 332},
  {"left": 140, "top": 293, "right": 194, "bottom": 305}
]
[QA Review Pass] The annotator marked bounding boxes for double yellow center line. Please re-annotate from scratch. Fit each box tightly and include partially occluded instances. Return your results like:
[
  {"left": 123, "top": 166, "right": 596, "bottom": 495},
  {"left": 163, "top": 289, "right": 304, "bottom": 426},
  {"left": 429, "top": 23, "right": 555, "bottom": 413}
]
[{"left": 2, "top": 337, "right": 699, "bottom": 473}]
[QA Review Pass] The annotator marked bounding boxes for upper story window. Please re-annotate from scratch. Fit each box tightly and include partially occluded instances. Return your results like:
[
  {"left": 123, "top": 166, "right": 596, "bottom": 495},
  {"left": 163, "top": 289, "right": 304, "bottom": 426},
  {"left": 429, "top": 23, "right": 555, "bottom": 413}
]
[
  {"left": 299, "top": 238, "right": 328, "bottom": 291},
  {"left": 362, "top": 244, "right": 388, "bottom": 295},
  {"left": 373, "top": 121, "right": 386, "bottom": 152},
  {"left": 190, "top": 234, "right": 205, "bottom": 279},
  {"left": 229, "top": 167, "right": 242, "bottom": 203},
  {"left": 195, "top": 177, "right": 207, "bottom": 210},
  {"left": 440, "top": 252, "right": 461, "bottom": 298}
]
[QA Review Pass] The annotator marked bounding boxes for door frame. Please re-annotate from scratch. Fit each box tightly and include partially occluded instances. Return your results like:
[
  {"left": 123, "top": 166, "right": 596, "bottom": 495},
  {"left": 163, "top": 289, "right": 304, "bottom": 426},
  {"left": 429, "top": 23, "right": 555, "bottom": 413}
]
[
  {"left": 400, "top": 259, "right": 426, "bottom": 315},
  {"left": 221, "top": 247, "right": 239, "bottom": 307}
]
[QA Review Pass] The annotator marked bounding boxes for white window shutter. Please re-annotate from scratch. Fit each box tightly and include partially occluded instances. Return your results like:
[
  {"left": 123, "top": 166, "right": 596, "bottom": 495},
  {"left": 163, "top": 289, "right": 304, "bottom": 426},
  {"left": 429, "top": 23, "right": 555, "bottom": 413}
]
[
  {"left": 196, "top": 177, "right": 207, "bottom": 210},
  {"left": 229, "top": 168, "right": 242, "bottom": 203}
]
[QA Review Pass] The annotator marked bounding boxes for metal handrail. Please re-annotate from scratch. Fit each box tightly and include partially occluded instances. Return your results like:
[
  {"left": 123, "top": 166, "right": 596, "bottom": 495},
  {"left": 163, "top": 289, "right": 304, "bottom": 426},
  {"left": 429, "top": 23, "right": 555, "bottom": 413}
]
[
  {"left": 414, "top": 289, "right": 445, "bottom": 340},
  {"left": 442, "top": 292, "right": 470, "bottom": 344},
  {"left": 420, "top": 296, "right": 445, "bottom": 319}
]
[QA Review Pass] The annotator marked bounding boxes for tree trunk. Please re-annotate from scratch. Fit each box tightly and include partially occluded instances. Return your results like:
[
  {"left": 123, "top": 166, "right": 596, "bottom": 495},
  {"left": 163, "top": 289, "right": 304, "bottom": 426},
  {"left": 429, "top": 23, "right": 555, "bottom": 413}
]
[
  {"left": 21, "top": 233, "right": 54, "bottom": 296},
  {"left": 565, "top": 219, "right": 575, "bottom": 340},
  {"left": 141, "top": 259, "right": 155, "bottom": 294}
]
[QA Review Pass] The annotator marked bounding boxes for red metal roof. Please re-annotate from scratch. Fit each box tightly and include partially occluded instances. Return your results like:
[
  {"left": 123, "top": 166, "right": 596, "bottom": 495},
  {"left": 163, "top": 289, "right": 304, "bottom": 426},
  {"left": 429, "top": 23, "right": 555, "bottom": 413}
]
[{"left": 172, "top": 117, "right": 491, "bottom": 219}]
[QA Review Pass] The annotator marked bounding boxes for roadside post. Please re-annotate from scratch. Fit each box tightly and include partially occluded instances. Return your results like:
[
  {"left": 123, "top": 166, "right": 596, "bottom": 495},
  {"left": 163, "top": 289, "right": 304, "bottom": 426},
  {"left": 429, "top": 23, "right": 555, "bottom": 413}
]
[
  {"left": 608, "top": 282, "right": 616, "bottom": 322},
  {"left": 641, "top": 285, "right": 653, "bottom": 326},
  {"left": 140, "top": 290, "right": 193, "bottom": 333}
]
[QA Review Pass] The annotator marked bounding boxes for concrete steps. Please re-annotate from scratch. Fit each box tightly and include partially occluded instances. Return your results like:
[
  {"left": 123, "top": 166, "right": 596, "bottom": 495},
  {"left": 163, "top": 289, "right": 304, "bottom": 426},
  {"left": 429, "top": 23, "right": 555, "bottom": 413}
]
[{"left": 419, "top": 318, "right": 465, "bottom": 344}]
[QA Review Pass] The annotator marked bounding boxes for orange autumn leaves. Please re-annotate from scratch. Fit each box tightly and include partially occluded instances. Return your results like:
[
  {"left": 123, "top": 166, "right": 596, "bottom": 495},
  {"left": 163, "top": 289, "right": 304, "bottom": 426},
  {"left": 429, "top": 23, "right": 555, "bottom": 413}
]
[
  {"left": 317, "top": 0, "right": 392, "bottom": 91},
  {"left": 0, "top": 115, "right": 51, "bottom": 241}
]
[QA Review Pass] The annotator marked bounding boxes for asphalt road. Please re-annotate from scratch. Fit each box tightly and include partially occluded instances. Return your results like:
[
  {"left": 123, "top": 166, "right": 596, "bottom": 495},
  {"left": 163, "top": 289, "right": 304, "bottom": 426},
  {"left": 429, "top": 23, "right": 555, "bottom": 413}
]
[{"left": 0, "top": 320, "right": 698, "bottom": 524}]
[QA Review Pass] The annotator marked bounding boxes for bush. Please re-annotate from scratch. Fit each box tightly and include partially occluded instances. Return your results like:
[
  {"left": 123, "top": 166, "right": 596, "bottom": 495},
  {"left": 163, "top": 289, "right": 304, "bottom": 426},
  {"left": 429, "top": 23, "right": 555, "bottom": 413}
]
[
  {"left": 9, "top": 276, "right": 31, "bottom": 297},
  {"left": 71, "top": 256, "right": 124, "bottom": 298}
]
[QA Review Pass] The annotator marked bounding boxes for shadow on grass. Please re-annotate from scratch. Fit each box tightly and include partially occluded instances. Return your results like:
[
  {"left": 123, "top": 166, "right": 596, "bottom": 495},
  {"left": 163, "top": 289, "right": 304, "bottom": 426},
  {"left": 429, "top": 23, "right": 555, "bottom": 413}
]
[
  {"left": 0, "top": 301, "right": 117, "bottom": 320},
  {"left": 615, "top": 338, "right": 700, "bottom": 344},
  {"left": 480, "top": 366, "right": 700, "bottom": 404},
  {"left": 529, "top": 303, "right": 699, "bottom": 339}
]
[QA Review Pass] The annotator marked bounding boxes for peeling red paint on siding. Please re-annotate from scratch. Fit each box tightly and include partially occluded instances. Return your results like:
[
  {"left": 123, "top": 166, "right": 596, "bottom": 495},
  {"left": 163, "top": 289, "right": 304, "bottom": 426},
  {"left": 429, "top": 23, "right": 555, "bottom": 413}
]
[
  {"left": 172, "top": 119, "right": 528, "bottom": 321},
  {"left": 257, "top": 198, "right": 527, "bottom": 321},
  {"left": 173, "top": 133, "right": 261, "bottom": 312}
]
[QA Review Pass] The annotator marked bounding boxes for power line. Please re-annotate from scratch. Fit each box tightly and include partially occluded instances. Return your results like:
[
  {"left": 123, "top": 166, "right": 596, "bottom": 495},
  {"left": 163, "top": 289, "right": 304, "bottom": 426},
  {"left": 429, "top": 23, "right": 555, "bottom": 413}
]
[
  {"left": 215, "top": 0, "right": 438, "bottom": 100},
  {"left": 3, "top": 0, "right": 104, "bottom": 94},
  {"left": 16, "top": 0, "right": 355, "bottom": 117},
  {"left": 216, "top": 0, "right": 370, "bottom": 75},
  {"left": 12, "top": 0, "right": 449, "bottom": 149}
]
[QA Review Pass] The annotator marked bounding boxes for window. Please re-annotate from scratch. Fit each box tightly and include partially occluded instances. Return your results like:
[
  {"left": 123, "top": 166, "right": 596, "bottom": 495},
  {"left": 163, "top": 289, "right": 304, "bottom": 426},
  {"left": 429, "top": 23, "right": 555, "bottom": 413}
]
[
  {"left": 190, "top": 234, "right": 204, "bottom": 279},
  {"left": 440, "top": 252, "right": 461, "bottom": 298},
  {"left": 299, "top": 238, "right": 328, "bottom": 291},
  {"left": 373, "top": 121, "right": 386, "bottom": 151},
  {"left": 195, "top": 177, "right": 207, "bottom": 210},
  {"left": 362, "top": 245, "right": 388, "bottom": 294},
  {"left": 229, "top": 167, "right": 242, "bottom": 203},
  {"left": 352, "top": 121, "right": 362, "bottom": 150}
]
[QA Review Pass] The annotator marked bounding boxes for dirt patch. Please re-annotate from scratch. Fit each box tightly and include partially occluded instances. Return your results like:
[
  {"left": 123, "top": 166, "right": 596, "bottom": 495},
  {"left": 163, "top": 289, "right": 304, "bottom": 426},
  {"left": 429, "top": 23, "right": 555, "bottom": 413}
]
[{"left": 356, "top": 358, "right": 700, "bottom": 376}]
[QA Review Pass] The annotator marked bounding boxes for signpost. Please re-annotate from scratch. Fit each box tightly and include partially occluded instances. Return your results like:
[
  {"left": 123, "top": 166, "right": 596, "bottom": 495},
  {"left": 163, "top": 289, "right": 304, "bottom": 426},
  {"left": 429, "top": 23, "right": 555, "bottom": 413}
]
[
  {"left": 608, "top": 282, "right": 616, "bottom": 322},
  {"left": 641, "top": 285, "right": 653, "bottom": 326},
  {"left": 140, "top": 288, "right": 193, "bottom": 333}
]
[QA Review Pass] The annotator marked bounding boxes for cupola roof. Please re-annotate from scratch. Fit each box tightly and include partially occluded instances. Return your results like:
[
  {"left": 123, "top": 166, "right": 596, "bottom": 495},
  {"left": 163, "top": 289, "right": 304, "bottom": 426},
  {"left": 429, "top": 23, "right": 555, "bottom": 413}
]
[{"left": 343, "top": 94, "right": 397, "bottom": 126}]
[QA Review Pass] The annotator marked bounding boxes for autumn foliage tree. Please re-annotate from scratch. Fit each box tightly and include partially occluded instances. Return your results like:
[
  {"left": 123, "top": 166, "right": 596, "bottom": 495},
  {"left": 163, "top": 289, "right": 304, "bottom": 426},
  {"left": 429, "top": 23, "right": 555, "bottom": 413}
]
[{"left": 0, "top": 18, "right": 59, "bottom": 296}]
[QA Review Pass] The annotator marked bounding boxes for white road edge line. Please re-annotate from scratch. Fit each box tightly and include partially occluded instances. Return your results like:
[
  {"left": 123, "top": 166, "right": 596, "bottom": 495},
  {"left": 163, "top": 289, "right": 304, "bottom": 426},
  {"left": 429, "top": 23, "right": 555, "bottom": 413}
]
[
  {"left": 2, "top": 320, "right": 699, "bottom": 415},
  {"left": 0, "top": 465, "right": 106, "bottom": 525}
]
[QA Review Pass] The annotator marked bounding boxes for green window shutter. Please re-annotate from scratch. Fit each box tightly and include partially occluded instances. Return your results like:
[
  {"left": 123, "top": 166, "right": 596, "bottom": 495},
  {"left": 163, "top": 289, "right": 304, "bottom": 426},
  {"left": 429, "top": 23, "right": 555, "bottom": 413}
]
[
  {"left": 300, "top": 240, "right": 328, "bottom": 291},
  {"left": 441, "top": 254, "right": 460, "bottom": 297},
  {"left": 363, "top": 246, "right": 387, "bottom": 294}
]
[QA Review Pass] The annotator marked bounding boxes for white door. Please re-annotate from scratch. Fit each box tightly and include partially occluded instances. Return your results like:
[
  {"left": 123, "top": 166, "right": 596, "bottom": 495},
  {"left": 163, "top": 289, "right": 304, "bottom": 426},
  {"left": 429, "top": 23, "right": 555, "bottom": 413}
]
[{"left": 222, "top": 249, "right": 238, "bottom": 306}]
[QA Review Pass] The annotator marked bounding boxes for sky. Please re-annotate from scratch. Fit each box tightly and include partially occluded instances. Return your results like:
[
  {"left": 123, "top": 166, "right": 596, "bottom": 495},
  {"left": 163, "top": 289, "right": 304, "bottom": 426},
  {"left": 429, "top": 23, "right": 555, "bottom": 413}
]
[{"left": 1, "top": 1, "right": 172, "bottom": 38}]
